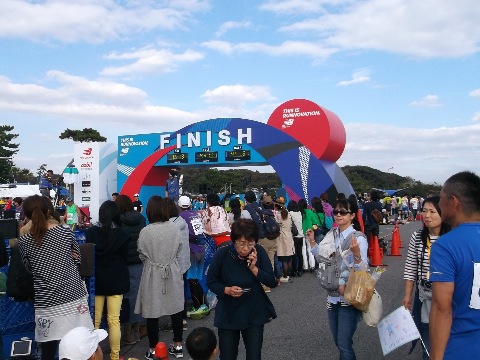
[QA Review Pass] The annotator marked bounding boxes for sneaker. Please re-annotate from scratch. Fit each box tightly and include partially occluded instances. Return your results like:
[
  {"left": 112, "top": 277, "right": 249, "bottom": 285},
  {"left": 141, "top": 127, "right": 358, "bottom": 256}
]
[
  {"left": 145, "top": 349, "right": 155, "bottom": 360},
  {"left": 189, "top": 304, "right": 210, "bottom": 320},
  {"left": 168, "top": 344, "right": 184, "bottom": 358},
  {"left": 186, "top": 307, "right": 197, "bottom": 318},
  {"left": 280, "top": 276, "right": 293, "bottom": 283},
  {"left": 262, "top": 284, "right": 271, "bottom": 293}
]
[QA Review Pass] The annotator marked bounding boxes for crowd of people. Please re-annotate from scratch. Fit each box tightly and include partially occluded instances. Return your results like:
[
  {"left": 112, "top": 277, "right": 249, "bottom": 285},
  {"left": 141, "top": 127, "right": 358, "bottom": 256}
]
[{"left": 2, "top": 170, "right": 480, "bottom": 360}]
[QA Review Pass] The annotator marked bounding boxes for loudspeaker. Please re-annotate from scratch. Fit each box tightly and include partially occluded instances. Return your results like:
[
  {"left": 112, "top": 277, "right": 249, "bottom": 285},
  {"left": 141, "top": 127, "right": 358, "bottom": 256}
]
[{"left": 0, "top": 219, "right": 19, "bottom": 239}]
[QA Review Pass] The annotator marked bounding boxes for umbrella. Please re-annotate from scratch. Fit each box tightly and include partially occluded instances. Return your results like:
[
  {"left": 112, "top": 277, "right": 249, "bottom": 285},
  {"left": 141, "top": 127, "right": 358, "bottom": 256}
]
[{"left": 63, "top": 165, "right": 80, "bottom": 185}]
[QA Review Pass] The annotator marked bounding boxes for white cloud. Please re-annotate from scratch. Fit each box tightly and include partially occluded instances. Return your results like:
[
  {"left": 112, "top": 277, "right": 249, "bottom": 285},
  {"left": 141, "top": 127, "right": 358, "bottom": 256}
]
[
  {"left": 201, "top": 85, "right": 276, "bottom": 107},
  {"left": 469, "top": 89, "right": 480, "bottom": 97},
  {"left": 410, "top": 95, "right": 443, "bottom": 108},
  {"left": 0, "top": 72, "right": 199, "bottom": 126},
  {"left": 202, "top": 40, "right": 337, "bottom": 59},
  {"left": 215, "top": 21, "right": 252, "bottom": 37},
  {"left": 340, "top": 122, "right": 480, "bottom": 184},
  {"left": 0, "top": 0, "right": 209, "bottom": 43},
  {"left": 337, "top": 69, "right": 371, "bottom": 86},
  {"left": 471, "top": 112, "right": 480, "bottom": 122},
  {"left": 279, "top": 0, "right": 480, "bottom": 58},
  {"left": 260, "top": 0, "right": 348, "bottom": 14},
  {"left": 101, "top": 48, "right": 204, "bottom": 76}
]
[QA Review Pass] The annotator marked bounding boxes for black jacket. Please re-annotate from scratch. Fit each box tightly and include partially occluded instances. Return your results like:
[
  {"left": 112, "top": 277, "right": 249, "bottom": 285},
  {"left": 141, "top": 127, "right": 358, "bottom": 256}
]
[
  {"left": 120, "top": 211, "right": 146, "bottom": 265},
  {"left": 86, "top": 226, "right": 130, "bottom": 295}
]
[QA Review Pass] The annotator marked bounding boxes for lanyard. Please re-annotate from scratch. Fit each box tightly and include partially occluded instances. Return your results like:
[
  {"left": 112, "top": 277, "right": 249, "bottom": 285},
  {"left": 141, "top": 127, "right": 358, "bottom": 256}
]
[{"left": 420, "top": 235, "right": 431, "bottom": 280}]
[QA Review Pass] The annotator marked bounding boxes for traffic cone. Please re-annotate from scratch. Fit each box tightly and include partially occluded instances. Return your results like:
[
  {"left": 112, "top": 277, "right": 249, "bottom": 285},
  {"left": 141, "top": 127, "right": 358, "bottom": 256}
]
[
  {"left": 368, "top": 232, "right": 374, "bottom": 258},
  {"left": 389, "top": 227, "right": 402, "bottom": 256},
  {"left": 397, "top": 222, "right": 405, "bottom": 248},
  {"left": 370, "top": 235, "right": 387, "bottom": 267}
]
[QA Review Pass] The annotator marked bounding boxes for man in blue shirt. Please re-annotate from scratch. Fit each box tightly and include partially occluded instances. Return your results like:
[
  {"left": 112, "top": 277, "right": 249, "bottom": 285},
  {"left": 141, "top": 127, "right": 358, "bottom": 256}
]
[{"left": 429, "top": 171, "right": 480, "bottom": 360}]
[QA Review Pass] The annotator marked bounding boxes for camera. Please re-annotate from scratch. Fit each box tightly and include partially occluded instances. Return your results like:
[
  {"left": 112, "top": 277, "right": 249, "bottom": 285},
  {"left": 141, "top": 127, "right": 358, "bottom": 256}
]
[
  {"left": 420, "top": 279, "right": 432, "bottom": 289},
  {"left": 10, "top": 338, "right": 36, "bottom": 358}
]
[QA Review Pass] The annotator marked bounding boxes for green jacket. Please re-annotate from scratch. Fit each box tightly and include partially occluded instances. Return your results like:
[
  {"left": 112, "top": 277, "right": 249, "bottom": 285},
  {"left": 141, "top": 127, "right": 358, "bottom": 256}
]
[{"left": 302, "top": 209, "right": 325, "bottom": 234}]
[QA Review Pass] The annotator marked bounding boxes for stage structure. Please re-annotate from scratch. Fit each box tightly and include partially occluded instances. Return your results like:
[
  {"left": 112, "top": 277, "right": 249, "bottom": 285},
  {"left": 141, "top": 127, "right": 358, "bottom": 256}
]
[{"left": 117, "top": 99, "right": 354, "bottom": 207}]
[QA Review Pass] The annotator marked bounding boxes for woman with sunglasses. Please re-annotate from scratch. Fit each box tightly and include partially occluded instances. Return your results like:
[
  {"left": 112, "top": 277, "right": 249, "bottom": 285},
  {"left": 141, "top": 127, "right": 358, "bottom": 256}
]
[
  {"left": 306, "top": 198, "right": 368, "bottom": 360},
  {"left": 207, "top": 219, "right": 277, "bottom": 359},
  {"left": 402, "top": 196, "right": 451, "bottom": 359}
]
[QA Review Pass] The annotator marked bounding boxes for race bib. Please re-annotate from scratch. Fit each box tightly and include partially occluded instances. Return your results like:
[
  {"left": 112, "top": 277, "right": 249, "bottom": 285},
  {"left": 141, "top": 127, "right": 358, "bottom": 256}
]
[
  {"left": 67, "top": 213, "right": 74, "bottom": 222},
  {"left": 469, "top": 263, "right": 480, "bottom": 309},
  {"left": 191, "top": 217, "right": 204, "bottom": 236}
]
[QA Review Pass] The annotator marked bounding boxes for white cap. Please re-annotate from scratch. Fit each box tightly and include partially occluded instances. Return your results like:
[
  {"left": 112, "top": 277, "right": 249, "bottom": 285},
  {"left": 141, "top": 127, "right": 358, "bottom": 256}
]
[
  {"left": 59, "top": 327, "right": 108, "bottom": 360},
  {"left": 178, "top": 196, "right": 191, "bottom": 208},
  {"left": 134, "top": 193, "right": 139, "bottom": 197}
]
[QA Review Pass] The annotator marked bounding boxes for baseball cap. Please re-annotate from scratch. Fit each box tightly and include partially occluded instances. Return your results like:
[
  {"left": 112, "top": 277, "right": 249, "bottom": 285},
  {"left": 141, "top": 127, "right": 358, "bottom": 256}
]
[
  {"left": 59, "top": 327, "right": 108, "bottom": 360},
  {"left": 178, "top": 196, "right": 191, "bottom": 208},
  {"left": 65, "top": 197, "right": 73, "bottom": 203},
  {"left": 134, "top": 193, "right": 139, "bottom": 197}
]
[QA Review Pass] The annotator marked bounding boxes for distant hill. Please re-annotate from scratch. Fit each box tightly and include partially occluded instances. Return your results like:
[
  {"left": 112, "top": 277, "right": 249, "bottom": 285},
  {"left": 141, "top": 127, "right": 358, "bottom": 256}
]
[
  {"left": 341, "top": 165, "right": 441, "bottom": 196},
  {"left": 180, "top": 165, "right": 441, "bottom": 197}
]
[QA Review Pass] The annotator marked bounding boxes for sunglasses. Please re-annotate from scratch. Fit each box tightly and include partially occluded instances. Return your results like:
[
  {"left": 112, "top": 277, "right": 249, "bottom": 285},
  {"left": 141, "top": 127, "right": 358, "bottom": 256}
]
[{"left": 333, "top": 210, "right": 351, "bottom": 216}]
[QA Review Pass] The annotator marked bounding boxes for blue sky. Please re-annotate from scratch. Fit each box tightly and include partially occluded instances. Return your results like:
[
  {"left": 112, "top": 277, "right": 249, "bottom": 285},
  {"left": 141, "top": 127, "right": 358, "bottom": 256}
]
[{"left": 1, "top": 0, "right": 479, "bottom": 185}]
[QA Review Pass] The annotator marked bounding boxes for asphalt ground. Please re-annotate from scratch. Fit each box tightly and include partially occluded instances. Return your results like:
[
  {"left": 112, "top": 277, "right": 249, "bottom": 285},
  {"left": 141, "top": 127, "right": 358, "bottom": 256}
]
[{"left": 113, "top": 220, "right": 424, "bottom": 360}]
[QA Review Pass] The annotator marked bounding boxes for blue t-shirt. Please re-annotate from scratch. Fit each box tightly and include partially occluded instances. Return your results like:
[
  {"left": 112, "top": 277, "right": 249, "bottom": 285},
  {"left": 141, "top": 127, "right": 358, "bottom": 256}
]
[{"left": 430, "top": 223, "right": 480, "bottom": 358}]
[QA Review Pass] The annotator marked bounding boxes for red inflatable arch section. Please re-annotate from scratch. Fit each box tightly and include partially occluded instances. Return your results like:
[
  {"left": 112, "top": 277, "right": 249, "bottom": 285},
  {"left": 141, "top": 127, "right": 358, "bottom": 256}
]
[{"left": 267, "top": 99, "right": 346, "bottom": 162}]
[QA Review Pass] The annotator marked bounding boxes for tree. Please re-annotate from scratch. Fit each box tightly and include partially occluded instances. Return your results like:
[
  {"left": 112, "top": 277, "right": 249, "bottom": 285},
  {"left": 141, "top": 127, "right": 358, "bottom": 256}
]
[
  {"left": 0, "top": 125, "right": 19, "bottom": 183},
  {"left": 59, "top": 128, "right": 107, "bottom": 142},
  {"left": 11, "top": 166, "right": 36, "bottom": 183},
  {"left": 37, "top": 163, "right": 47, "bottom": 178}
]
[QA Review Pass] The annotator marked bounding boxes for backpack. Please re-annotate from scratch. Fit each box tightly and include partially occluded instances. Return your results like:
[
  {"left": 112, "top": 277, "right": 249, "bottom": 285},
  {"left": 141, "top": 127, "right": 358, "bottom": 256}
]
[
  {"left": 316, "top": 230, "right": 364, "bottom": 293},
  {"left": 6, "top": 245, "right": 35, "bottom": 302},
  {"left": 203, "top": 206, "right": 230, "bottom": 237},
  {"left": 325, "top": 216, "right": 334, "bottom": 230},
  {"left": 371, "top": 209, "right": 383, "bottom": 224},
  {"left": 257, "top": 208, "right": 281, "bottom": 240}
]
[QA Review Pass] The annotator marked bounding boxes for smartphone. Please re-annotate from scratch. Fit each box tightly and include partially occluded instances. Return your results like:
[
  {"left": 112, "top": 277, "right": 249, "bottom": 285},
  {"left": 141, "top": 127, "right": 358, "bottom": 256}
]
[{"left": 242, "top": 288, "right": 251, "bottom": 293}]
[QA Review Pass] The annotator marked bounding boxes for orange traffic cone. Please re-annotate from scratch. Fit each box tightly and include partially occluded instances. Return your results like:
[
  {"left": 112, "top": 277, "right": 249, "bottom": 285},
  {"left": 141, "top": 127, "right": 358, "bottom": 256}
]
[
  {"left": 370, "top": 235, "right": 387, "bottom": 267},
  {"left": 397, "top": 222, "right": 405, "bottom": 248},
  {"left": 368, "top": 232, "right": 374, "bottom": 258},
  {"left": 389, "top": 227, "right": 402, "bottom": 256}
]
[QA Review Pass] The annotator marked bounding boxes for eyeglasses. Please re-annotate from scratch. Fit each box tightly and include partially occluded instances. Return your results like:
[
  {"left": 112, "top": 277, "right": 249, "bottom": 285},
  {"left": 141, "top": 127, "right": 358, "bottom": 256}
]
[
  {"left": 333, "top": 210, "right": 351, "bottom": 216},
  {"left": 235, "top": 241, "right": 256, "bottom": 249}
]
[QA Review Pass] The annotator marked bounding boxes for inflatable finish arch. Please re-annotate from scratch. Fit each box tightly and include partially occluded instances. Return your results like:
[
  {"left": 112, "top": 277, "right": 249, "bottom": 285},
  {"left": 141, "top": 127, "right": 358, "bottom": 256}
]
[{"left": 118, "top": 99, "right": 354, "bottom": 202}]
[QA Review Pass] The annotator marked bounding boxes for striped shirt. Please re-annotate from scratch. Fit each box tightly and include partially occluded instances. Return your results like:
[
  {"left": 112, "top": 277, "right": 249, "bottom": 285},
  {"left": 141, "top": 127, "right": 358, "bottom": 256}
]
[
  {"left": 18, "top": 225, "right": 87, "bottom": 309},
  {"left": 403, "top": 230, "right": 438, "bottom": 282}
]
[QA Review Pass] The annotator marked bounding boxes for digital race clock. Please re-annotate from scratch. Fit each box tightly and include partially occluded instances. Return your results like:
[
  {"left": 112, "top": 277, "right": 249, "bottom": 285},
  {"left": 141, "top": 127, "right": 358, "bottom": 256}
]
[
  {"left": 195, "top": 151, "right": 219, "bottom": 163},
  {"left": 225, "top": 150, "right": 251, "bottom": 161},
  {"left": 167, "top": 153, "right": 188, "bottom": 164}
]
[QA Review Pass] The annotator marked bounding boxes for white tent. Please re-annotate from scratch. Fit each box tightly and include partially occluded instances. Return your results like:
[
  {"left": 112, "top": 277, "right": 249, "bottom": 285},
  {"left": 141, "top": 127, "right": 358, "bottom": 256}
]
[{"left": 0, "top": 184, "right": 41, "bottom": 198}]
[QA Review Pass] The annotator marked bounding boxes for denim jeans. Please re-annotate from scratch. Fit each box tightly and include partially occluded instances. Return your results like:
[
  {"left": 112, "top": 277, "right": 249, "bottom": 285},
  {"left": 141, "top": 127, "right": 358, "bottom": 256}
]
[
  {"left": 218, "top": 324, "right": 264, "bottom": 360},
  {"left": 327, "top": 303, "right": 361, "bottom": 360}
]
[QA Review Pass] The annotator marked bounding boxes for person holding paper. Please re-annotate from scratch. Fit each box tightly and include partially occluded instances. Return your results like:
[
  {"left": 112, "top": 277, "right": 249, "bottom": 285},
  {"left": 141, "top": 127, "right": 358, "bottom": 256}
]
[
  {"left": 402, "top": 196, "right": 451, "bottom": 359},
  {"left": 429, "top": 171, "right": 480, "bottom": 360}
]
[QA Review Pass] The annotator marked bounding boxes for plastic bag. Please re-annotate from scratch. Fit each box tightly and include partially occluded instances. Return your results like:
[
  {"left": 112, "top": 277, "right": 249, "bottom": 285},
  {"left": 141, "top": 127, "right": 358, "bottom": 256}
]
[
  {"left": 344, "top": 266, "right": 376, "bottom": 311},
  {"left": 362, "top": 289, "right": 383, "bottom": 327},
  {"left": 206, "top": 290, "right": 218, "bottom": 310}
]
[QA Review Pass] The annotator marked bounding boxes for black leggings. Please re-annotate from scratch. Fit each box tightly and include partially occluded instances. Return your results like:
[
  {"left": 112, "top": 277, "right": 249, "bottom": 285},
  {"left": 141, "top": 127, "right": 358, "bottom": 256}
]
[
  {"left": 292, "top": 237, "right": 304, "bottom": 273},
  {"left": 40, "top": 340, "right": 58, "bottom": 360},
  {"left": 147, "top": 311, "right": 183, "bottom": 348},
  {"left": 188, "top": 279, "right": 205, "bottom": 309}
]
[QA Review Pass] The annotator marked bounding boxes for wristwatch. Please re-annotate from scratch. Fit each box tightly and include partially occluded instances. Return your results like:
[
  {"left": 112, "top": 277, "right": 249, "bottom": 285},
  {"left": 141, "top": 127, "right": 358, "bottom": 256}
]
[{"left": 354, "top": 255, "right": 361, "bottom": 261}]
